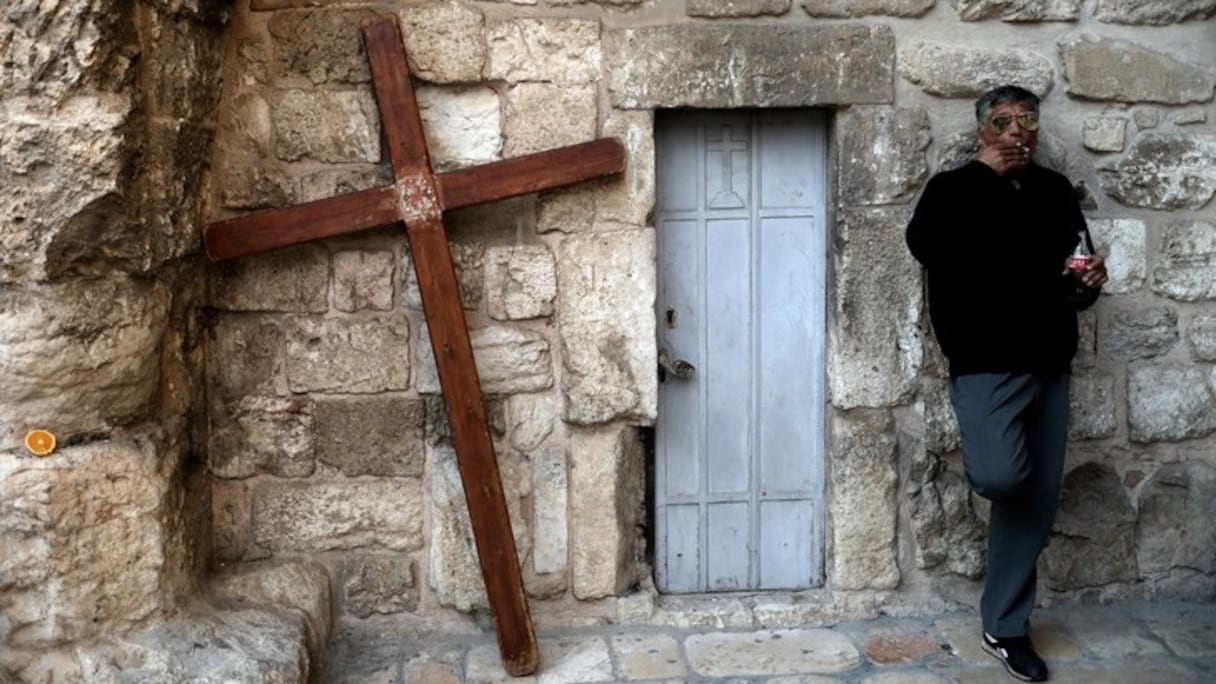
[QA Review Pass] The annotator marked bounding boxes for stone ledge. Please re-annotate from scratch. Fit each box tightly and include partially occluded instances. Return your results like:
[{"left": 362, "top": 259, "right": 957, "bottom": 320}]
[{"left": 2, "top": 560, "right": 332, "bottom": 683}]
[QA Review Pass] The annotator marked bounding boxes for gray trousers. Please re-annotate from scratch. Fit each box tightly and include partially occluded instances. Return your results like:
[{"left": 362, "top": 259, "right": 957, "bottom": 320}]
[{"left": 949, "top": 372, "right": 1070, "bottom": 639}]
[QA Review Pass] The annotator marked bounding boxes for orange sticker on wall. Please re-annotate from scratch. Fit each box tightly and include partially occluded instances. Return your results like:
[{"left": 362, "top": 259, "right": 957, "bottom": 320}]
[{"left": 24, "top": 430, "right": 56, "bottom": 456}]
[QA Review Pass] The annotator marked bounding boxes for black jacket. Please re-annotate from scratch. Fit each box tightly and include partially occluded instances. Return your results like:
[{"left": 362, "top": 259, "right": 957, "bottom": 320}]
[{"left": 906, "top": 161, "right": 1098, "bottom": 377}]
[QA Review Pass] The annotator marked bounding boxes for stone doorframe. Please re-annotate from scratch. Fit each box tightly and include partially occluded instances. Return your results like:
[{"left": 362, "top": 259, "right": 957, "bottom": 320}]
[{"left": 599, "top": 22, "right": 931, "bottom": 596}]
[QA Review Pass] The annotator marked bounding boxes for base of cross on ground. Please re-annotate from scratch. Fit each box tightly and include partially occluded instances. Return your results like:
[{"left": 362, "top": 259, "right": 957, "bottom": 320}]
[{"left": 325, "top": 599, "right": 1216, "bottom": 683}]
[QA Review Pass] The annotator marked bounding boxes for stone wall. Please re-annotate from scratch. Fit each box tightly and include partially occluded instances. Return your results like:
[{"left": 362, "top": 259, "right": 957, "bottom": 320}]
[
  {"left": 201, "top": 0, "right": 1216, "bottom": 626},
  {"left": 2, "top": 0, "right": 1214, "bottom": 677}
]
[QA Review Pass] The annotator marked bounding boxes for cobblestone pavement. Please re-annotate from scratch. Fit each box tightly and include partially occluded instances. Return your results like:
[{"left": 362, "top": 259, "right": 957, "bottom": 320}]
[{"left": 324, "top": 600, "right": 1216, "bottom": 683}]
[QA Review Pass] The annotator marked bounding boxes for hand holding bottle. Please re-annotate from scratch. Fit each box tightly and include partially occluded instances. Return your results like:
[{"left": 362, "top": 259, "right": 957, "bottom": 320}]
[{"left": 1064, "top": 230, "right": 1108, "bottom": 290}]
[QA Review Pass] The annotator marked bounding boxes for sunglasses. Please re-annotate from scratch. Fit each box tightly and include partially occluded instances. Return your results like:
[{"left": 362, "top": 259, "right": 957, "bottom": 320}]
[{"left": 989, "top": 113, "right": 1040, "bottom": 133}]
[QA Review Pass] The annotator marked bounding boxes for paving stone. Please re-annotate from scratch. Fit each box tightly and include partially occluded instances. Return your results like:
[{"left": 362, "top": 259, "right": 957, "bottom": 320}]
[
  {"left": 534, "top": 635, "right": 614, "bottom": 684},
  {"left": 862, "top": 628, "right": 944, "bottom": 664},
  {"left": 862, "top": 672, "right": 952, "bottom": 684},
  {"left": 685, "top": 628, "right": 861, "bottom": 677},
  {"left": 1062, "top": 609, "right": 1170, "bottom": 658},
  {"left": 610, "top": 631, "right": 686, "bottom": 679},
  {"left": 1139, "top": 603, "right": 1216, "bottom": 657}
]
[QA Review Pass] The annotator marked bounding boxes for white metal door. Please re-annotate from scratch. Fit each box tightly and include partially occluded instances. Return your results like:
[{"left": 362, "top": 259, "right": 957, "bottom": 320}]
[{"left": 655, "top": 110, "right": 827, "bottom": 593}]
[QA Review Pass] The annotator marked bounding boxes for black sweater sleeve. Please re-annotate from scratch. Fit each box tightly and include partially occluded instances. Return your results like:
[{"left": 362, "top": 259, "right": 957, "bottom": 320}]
[{"left": 905, "top": 172, "right": 956, "bottom": 269}]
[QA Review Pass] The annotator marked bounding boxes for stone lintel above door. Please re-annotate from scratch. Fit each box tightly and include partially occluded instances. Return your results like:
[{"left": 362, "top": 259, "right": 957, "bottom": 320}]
[{"left": 605, "top": 24, "right": 894, "bottom": 109}]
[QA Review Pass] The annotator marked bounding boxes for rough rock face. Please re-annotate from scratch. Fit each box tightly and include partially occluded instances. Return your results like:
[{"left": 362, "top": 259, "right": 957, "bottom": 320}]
[
  {"left": 1060, "top": 35, "right": 1215, "bottom": 105},
  {"left": 1099, "top": 134, "right": 1216, "bottom": 210},
  {"left": 899, "top": 42, "right": 1055, "bottom": 98},
  {"left": 1045, "top": 463, "right": 1139, "bottom": 590}
]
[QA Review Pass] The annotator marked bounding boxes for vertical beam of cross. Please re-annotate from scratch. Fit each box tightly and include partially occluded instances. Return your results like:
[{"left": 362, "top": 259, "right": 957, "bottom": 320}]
[{"left": 203, "top": 15, "right": 627, "bottom": 677}]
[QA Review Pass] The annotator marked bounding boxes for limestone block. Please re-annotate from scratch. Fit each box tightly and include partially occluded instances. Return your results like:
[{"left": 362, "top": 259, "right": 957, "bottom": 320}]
[
  {"left": 1187, "top": 316, "right": 1216, "bottom": 362},
  {"left": 333, "top": 249, "right": 396, "bottom": 312},
  {"left": 569, "top": 427, "right": 644, "bottom": 599},
  {"left": 340, "top": 555, "right": 419, "bottom": 617},
  {"left": 0, "top": 441, "right": 176, "bottom": 647},
  {"left": 953, "top": 0, "right": 1081, "bottom": 21},
  {"left": 415, "top": 323, "right": 554, "bottom": 395},
  {"left": 837, "top": 107, "right": 930, "bottom": 206},
  {"left": 268, "top": 9, "right": 375, "bottom": 85},
  {"left": 1060, "top": 35, "right": 1215, "bottom": 104},
  {"left": 830, "top": 207, "right": 921, "bottom": 409},
  {"left": 1, "top": 95, "right": 129, "bottom": 282},
  {"left": 1133, "top": 108, "right": 1160, "bottom": 129},
  {"left": 1151, "top": 220, "right": 1216, "bottom": 301},
  {"left": 214, "top": 91, "right": 295, "bottom": 211},
  {"left": 1101, "top": 306, "right": 1179, "bottom": 359},
  {"left": 236, "top": 37, "right": 270, "bottom": 86},
  {"left": 908, "top": 466, "right": 985, "bottom": 578},
  {"left": 507, "top": 392, "right": 560, "bottom": 452},
  {"left": 1094, "top": 0, "right": 1216, "bottom": 25},
  {"left": 1136, "top": 462, "right": 1216, "bottom": 574},
  {"left": 830, "top": 408, "right": 900, "bottom": 590},
  {"left": 538, "top": 188, "right": 595, "bottom": 235},
  {"left": 402, "top": 241, "right": 484, "bottom": 310},
  {"left": 802, "top": 0, "right": 933, "bottom": 17},
  {"left": 205, "top": 314, "right": 285, "bottom": 399},
  {"left": 597, "top": 109, "right": 656, "bottom": 226},
  {"left": 1082, "top": 116, "right": 1127, "bottom": 152},
  {"left": 273, "top": 89, "right": 381, "bottom": 163},
  {"left": 209, "top": 395, "right": 316, "bottom": 479},
  {"left": 284, "top": 315, "right": 411, "bottom": 393},
  {"left": 70, "top": 606, "right": 312, "bottom": 684},
  {"left": 487, "top": 18, "right": 601, "bottom": 84},
  {"left": 1088, "top": 217, "right": 1146, "bottom": 295},
  {"left": 922, "top": 380, "right": 960, "bottom": 454},
  {"left": 1044, "top": 463, "right": 1138, "bottom": 589},
  {"left": 299, "top": 166, "right": 391, "bottom": 203},
  {"left": 427, "top": 446, "right": 487, "bottom": 611},
  {"left": 252, "top": 479, "right": 423, "bottom": 551},
  {"left": 400, "top": 1, "right": 486, "bottom": 84},
  {"left": 557, "top": 229, "right": 657, "bottom": 425},
  {"left": 417, "top": 86, "right": 502, "bottom": 170},
  {"left": 532, "top": 446, "right": 569, "bottom": 576},
  {"left": 212, "top": 479, "right": 259, "bottom": 563},
  {"left": 1068, "top": 372, "right": 1118, "bottom": 440},
  {"left": 1, "top": 0, "right": 137, "bottom": 98},
  {"left": 0, "top": 278, "right": 168, "bottom": 451},
  {"left": 1127, "top": 363, "right": 1216, "bottom": 443},
  {"left": 210, "top": 558, "right": 333, "bottom": 663},
  {"left": 427, "top": 446, "right": 530, "bottom": 611},
  {"left": 504, "top": 83, "right": 597, "bottom": 157},
  {"left": 606, "top": 25, "right": 894, "bottom": 109},
  {"left": 898, "top": 42, "right": 1054, "bottom": 99},
  {"left": 208, "top": 244, "right": 329, "bottom": 313},
  {"left": 1173, "top": 107, "right": 1208, "bottom": 125},
  {"left": 1075, "top": 309, "right": 1098, "bottom": 369},
  {"left": 690, "top": 0, "right": 791, "bottom": 17},
  {"left": 1100, "top": 134, "right": 1216, "bottom": 210},
  {"left": 485, "top": 245, "right": 557, "bottom": 320},
  {"left": 313, "top": 395, "right": 426, "bottom": 477}
]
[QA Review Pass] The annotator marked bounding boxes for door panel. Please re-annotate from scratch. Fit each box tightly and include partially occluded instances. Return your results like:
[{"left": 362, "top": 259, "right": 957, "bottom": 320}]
[{"left": 655, "top": 109, "right": 826, "bottom": 593}]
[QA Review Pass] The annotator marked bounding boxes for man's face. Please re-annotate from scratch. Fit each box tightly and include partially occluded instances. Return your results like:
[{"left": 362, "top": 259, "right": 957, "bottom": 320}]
[{"left": 979, "top": 101, "right": 1040, "bottom": 167}]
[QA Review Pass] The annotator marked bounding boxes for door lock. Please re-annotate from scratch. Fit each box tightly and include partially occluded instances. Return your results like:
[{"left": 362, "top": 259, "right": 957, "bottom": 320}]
[{"left": 658, "top": 348, "right": 695, "bottom": 381}]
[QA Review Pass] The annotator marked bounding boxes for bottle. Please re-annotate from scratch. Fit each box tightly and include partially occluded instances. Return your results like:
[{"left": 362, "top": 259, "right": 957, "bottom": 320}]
[{"left": 1067, "top": 229, "right": 1094, "bottom": 302}]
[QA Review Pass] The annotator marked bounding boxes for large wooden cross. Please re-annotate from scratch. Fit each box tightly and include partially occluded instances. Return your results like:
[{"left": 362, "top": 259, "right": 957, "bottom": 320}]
[{"left": 204, "top": 15, "right": 625, "bottom": 677}]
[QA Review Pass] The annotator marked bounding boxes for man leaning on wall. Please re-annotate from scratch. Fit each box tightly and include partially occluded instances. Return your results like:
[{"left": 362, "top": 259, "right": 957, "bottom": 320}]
[{"left": 905, "top": 85, "right": 1109, "bottom": 683}]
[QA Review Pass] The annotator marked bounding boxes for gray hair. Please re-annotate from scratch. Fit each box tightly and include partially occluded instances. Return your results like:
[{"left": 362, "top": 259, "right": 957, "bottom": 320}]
[{"left": 975, "top": 86, "right": 1040, "bottom": 127}]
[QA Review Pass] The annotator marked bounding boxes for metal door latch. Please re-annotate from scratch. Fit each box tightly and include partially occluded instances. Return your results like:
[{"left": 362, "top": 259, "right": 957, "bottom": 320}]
[{"left": 658, "top": 348, "right": 695, "bottom": 381}]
